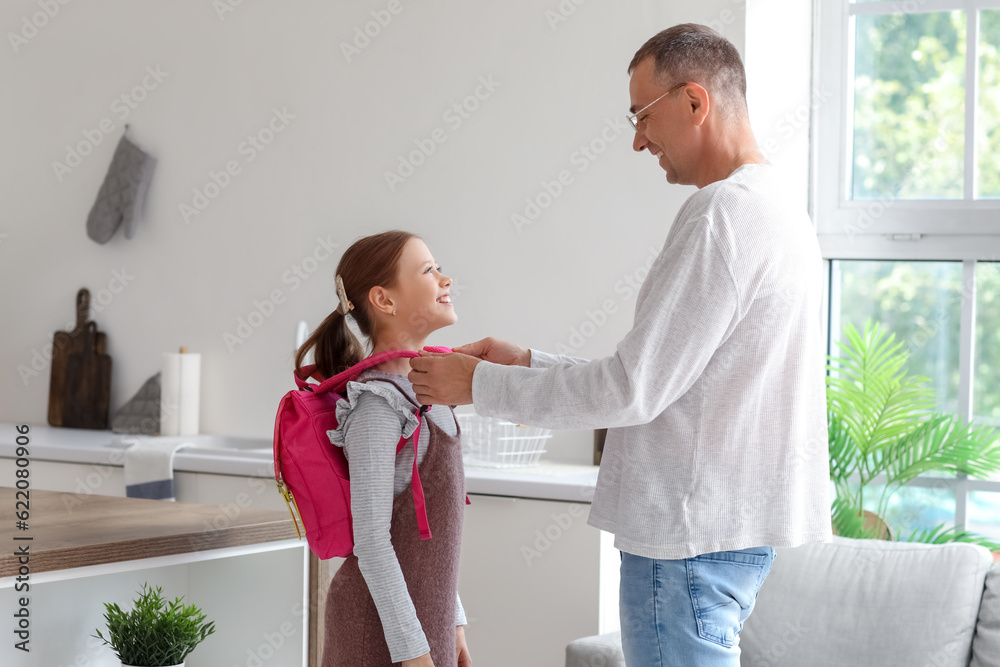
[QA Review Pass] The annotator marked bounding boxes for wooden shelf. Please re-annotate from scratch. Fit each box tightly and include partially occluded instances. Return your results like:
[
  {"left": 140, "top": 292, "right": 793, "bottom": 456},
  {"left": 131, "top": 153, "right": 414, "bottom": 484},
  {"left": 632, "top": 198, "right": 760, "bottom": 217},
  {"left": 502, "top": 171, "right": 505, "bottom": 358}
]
[{"left": 0, "top": 487, "right": 297, "bottom": 577}]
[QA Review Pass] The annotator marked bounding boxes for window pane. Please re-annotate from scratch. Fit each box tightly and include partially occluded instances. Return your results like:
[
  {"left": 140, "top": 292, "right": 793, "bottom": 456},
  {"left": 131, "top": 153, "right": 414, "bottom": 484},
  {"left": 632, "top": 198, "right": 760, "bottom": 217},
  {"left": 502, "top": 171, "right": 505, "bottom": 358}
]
[
  {"left": 834, "top": 260, "right": 962, "bottom": 414},
  {"left": 974, "top": 262, "right": 1000, "bottom": 480},
  {"left": 852, "top": 11, "right": 966, "bottom": 200},
  {"left": 978, "top": 10, "right": 1000, "bottom": 198},
  {"left": 968, "top": 491, "right": 1000, "bottom": 540},
  {"left": 861, "top": 482, "right": 956, "bottom": 539}
]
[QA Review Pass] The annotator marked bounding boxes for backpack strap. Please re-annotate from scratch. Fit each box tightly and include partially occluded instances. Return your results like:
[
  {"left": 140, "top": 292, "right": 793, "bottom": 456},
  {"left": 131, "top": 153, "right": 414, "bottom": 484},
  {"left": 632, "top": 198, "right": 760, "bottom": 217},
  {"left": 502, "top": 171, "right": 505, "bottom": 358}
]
[
  {"left": 405, "top": 405, "right": 432, "bottom": 540},
  {"left": 356, "top": 374, "right": 434, "bottom": 541},
  {"left": 294, "top": 346, "right": 452, "bottom": 395}
]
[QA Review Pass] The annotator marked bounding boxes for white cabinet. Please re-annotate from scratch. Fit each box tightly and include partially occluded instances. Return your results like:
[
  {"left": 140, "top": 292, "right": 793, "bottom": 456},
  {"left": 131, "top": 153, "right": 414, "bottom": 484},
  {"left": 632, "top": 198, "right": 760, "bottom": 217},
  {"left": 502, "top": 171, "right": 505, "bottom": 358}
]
[
  {"left": 0, "top": 432, "right": 617, "bottom": 667},
  {"left": 0, "top": 458, "right": 289, "bottom": 512},
  {"left": 0, "top": 458, "right": 126, "bottom": 496},
  {"left": 457, "top": 494, "right": 619, "bottom": 667},
  {"left": 0, "top": 488, "right": 308, "bottom": 667}
]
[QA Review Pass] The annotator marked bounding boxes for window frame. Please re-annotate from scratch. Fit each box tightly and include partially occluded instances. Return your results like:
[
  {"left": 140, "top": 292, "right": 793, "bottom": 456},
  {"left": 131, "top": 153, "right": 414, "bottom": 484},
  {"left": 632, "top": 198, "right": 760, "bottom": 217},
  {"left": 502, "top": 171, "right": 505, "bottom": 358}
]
[{"left": 814, "top": 0, "right": 1000, "bottom": 261}]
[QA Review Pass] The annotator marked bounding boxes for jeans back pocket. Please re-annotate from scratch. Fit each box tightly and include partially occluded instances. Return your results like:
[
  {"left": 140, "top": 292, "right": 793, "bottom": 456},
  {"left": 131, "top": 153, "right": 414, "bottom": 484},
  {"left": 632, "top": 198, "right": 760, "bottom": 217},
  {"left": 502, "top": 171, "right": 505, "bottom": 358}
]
[{"left": 685, "top": 547, "right": 775, "bottom": 648}]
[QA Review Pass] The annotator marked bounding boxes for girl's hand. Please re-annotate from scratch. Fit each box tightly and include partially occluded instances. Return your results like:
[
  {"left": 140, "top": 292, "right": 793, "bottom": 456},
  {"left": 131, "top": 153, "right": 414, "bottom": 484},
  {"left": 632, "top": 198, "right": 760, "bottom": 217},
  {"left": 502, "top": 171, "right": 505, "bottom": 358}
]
[
  {"left": 453, "top": 337, "right": 530, "bottom": 367},
  {"left": 456, "top": 625, "right": 472, "bottom": 667},
  {"left": 402, "top": 652, "right": 434, "bottom": 667}
]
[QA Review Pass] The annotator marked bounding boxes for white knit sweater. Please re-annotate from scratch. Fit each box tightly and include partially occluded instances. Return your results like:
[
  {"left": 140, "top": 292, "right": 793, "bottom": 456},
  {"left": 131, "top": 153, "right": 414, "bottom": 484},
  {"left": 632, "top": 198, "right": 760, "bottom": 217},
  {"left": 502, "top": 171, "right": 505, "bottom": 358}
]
[{"left": 472, "top": 164, "right": 833, "bottom": 559}]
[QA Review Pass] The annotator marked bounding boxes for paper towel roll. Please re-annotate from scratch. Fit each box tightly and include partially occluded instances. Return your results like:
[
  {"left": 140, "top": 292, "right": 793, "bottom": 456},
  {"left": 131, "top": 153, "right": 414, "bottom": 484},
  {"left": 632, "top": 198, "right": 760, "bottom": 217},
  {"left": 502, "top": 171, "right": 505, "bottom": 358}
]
[{"left": 160, "top": 350, "right": 200, "bottom": 436}]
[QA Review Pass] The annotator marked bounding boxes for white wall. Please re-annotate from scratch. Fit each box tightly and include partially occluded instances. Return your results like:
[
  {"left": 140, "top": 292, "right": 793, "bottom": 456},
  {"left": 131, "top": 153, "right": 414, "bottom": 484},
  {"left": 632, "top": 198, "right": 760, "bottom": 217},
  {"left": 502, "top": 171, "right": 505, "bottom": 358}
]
[{"left": 0, "top": 0, "right": 809, "bottom": 460}]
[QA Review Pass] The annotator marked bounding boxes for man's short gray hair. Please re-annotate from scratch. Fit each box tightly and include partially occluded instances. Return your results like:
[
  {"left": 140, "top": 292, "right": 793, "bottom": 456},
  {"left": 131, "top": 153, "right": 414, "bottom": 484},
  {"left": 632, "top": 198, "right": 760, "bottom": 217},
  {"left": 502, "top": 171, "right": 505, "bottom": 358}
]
[{"left": 628, "top": 24, "right": 748, "bottom": 122}]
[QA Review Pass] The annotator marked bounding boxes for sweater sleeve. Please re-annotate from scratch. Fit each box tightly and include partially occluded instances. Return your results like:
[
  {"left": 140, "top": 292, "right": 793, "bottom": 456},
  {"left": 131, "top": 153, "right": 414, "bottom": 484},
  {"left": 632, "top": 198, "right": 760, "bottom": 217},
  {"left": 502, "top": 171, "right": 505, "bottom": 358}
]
[
  {"left": 340, "top": 390, "right": 430, "bottom": 662},
  {"left": 528, "top": 348, "right": 590, "bottom": 369},
  {"left": 471, "top": 215, "right": 740, "bottom": 430}
]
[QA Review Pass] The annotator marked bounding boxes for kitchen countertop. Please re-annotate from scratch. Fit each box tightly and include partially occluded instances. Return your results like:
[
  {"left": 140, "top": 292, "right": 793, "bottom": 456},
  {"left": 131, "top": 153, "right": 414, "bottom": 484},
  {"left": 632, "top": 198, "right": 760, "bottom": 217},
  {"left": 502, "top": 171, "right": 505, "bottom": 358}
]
[
  {"left": 0, "top": 487, "right": 297, "bottom": 577},
  {"left": 0, "top": 423, "right": 599, "bottom": 503}
]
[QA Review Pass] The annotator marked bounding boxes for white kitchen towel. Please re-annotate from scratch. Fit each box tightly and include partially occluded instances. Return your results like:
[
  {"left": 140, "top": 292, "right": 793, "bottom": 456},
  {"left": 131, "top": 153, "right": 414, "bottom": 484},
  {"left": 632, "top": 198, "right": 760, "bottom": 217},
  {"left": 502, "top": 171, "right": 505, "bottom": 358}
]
[{"left": 123, "top": 437, "right": 196, "bottom": 501}]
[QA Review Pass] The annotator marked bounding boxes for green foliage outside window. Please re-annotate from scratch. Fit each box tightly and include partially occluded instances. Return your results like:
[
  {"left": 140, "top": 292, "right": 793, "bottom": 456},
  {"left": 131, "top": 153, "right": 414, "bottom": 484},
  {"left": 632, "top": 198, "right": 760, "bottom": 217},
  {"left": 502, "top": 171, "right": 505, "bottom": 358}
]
[{"left": 851, "top": 10, "right": 1000, "bottom": 199}]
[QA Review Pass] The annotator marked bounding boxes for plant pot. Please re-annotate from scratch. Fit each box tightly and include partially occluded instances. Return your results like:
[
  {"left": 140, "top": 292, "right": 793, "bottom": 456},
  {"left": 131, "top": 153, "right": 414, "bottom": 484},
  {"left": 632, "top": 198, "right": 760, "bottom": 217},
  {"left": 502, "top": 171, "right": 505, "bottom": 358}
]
[
  {"left": 122, "top": 664, "right": 184, "bottom": 667},
  {"left": 832, "top": 509, "right": 893, "bottom": 540}
]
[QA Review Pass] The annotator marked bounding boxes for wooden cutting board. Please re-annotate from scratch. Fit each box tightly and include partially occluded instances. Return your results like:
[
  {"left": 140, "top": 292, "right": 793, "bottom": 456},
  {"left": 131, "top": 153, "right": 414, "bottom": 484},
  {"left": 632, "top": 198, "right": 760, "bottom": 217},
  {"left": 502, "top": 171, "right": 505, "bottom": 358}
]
[{"left": 47, "top": 288, "right": 112, "bottom": 429}]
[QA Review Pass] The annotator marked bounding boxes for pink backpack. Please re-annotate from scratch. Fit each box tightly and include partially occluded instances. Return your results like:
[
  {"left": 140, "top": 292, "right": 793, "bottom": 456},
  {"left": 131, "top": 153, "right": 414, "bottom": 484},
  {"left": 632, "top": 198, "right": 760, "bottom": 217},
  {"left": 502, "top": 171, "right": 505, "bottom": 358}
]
[{"left": 272, "top": 346, "right": 454, "bottom": 559}]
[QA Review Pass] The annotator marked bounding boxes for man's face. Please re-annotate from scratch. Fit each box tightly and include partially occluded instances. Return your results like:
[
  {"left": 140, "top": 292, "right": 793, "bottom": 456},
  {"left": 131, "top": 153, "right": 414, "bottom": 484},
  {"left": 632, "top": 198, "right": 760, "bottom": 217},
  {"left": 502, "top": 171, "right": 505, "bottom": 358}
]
[{"left": 629, "top": 58, "right": 689, "bottom": 185}]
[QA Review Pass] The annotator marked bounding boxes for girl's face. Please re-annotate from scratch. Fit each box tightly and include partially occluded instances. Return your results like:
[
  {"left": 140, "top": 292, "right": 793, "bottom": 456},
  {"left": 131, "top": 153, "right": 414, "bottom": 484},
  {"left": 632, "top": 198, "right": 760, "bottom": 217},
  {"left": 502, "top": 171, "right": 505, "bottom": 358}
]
[{"left": 386, "top": 238, "right": 456, "bottom": 336}]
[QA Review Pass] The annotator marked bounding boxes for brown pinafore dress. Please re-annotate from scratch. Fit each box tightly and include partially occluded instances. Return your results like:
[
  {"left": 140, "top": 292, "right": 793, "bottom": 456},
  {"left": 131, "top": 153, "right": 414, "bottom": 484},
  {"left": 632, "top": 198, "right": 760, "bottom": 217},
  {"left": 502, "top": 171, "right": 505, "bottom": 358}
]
[{"left": 322, "top": 377, "right": 466, "bottom": 667}]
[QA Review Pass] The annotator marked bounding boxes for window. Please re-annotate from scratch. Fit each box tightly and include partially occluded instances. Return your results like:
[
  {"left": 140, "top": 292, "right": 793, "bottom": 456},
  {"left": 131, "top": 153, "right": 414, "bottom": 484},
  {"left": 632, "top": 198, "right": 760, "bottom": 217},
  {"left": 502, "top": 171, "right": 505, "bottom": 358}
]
[
  {"left": 832, "top": 260, "right": 962, "bottom": 412},
  {"left": 818, "top": 2, "right": 1000, "bottom": 538},
  {"left": 827, "top": 257, "right": 1000, "bottom": 537},
  {"left": 974, "top": 261, "right": 1000, "bottom": 479},
  {"left": 816, "top": 1, "right": 1000, "bottom": 249}
]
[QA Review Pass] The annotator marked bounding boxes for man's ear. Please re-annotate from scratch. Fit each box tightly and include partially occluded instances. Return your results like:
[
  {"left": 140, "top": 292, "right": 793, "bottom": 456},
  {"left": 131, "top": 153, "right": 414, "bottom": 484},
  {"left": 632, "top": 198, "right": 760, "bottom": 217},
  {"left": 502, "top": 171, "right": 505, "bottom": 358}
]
[
  {"left": 369, "top": 286, "right": 395, "bottom": 316},
  {"left": 685, "top": 83, "right": 711, "bottom": 127}
]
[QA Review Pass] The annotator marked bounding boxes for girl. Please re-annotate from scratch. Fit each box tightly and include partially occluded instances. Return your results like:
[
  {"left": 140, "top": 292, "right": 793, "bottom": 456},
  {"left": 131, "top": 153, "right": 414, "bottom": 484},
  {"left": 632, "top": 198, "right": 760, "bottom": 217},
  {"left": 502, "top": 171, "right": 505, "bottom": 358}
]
[{"left": 295, "top": 230, "right": 471, "bottom": 667}]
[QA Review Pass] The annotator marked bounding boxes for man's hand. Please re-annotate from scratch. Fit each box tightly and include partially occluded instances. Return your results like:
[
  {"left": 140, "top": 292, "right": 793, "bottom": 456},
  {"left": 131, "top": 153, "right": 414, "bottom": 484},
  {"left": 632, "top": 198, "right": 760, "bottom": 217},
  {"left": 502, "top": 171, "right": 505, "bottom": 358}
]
[
  {"left": 456, "top": 625, "right": 472, "bottom": 666},
  {"left": 453, "top": 337, "right": 530, "bottom": 367},
  {"left": 408, "top": 352, "right": 481, "bottom": 405}
]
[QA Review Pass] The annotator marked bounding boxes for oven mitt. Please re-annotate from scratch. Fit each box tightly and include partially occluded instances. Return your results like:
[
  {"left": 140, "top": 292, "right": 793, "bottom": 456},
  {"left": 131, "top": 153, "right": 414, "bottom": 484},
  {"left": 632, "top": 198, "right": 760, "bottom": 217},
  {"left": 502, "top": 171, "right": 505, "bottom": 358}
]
[{"left": 86, "top": 134, "right": 157, "bottom": 244}]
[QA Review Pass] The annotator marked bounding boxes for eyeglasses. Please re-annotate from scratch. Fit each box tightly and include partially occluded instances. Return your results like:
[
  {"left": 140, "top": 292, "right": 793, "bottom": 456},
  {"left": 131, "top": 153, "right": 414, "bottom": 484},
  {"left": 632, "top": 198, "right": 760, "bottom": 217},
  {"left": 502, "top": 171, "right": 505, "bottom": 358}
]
[{"left": 626, "top": 82, "right": 688, "bottom": 131}]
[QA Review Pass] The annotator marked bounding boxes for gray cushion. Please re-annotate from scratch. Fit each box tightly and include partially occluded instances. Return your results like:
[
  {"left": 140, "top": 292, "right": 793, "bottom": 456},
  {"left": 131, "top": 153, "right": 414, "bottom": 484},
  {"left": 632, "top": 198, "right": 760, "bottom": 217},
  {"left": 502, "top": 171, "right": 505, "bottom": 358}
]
[
  {"left": 972, "top": 565, "right": 1000, "bottom": 667},
  {"left": 740, "top": 537, "right": 993, "bottom": 667},
  {"left": 566, "top": 631, "right": 625, "bottom": 667}
]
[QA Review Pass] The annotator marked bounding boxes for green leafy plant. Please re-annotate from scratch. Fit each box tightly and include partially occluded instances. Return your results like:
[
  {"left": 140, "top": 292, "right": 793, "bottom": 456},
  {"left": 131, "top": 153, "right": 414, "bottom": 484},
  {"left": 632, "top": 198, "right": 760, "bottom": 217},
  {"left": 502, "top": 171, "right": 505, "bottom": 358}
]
[
  {"left": 93, "top": 583, "right": 215, "bottom": 666},
  {"left": 827, "top": 320, "right": 1000, "bottom": 551}
]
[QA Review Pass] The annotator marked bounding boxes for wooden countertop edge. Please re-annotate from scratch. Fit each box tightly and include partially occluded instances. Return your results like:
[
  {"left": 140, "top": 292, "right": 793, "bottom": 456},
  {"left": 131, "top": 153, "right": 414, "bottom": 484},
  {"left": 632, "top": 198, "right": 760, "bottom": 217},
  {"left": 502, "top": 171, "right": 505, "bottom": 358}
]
[{"left": 0, "top": 519, "right": 299, "bottom": 577}]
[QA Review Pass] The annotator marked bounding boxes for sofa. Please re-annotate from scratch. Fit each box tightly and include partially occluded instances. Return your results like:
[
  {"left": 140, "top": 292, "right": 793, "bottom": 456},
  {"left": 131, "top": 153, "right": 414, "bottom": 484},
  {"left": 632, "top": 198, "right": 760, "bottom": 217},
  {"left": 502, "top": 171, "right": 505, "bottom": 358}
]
[{"left": 566, "top": 536, "right": 1000, "bottom": 666}]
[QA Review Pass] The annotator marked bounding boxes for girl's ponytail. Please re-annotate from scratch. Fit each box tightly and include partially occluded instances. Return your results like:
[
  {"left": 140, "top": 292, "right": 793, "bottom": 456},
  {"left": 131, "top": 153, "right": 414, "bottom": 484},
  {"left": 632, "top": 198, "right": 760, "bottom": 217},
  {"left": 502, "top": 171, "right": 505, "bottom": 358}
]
[
  {"left": 294, "top": 230, "right": 416, "bottom": 381},
  {"left": 295, "top": 307, "right": 364, "bottom": 381}
]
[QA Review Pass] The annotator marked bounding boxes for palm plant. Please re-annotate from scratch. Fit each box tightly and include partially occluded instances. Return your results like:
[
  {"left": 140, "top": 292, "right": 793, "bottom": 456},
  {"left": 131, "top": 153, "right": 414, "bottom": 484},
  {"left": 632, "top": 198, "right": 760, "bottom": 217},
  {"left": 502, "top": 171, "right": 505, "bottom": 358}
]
[{"left": 827, "top": 320, "right": 1000, "bottom": 550}]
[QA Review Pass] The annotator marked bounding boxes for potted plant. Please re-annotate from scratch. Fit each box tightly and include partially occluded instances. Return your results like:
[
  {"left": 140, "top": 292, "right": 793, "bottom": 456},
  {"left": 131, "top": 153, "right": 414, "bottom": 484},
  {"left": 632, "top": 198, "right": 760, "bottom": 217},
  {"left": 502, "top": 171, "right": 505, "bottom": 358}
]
[
  {"left": 93, "top": 583, "right": 216, "bottom": 667},
  {"left": 827, "top": 320, "right": 1000, "bottom": 553}
]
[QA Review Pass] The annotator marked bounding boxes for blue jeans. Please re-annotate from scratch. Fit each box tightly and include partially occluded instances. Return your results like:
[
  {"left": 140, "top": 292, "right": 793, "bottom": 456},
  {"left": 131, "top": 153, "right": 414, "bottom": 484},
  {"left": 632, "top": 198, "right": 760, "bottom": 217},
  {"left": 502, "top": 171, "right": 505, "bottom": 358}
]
[{"left": 619, "top": 546, "right": 776, "bottom": 667}]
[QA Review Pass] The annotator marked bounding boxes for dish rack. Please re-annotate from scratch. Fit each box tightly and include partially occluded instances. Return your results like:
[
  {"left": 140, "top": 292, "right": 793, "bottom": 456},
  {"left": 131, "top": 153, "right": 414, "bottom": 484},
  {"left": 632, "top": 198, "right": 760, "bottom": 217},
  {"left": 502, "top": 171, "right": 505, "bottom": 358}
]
[{"left": 456, "top": 413, "right": 552, "bottom": 468}]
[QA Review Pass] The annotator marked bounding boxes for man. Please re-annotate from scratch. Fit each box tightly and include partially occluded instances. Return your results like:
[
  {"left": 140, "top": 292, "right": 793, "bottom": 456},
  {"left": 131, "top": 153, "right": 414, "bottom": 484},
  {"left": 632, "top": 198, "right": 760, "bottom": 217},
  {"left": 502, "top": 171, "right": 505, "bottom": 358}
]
[{"left": 409, "top": 24, "right": 832, "bottom": 666}]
